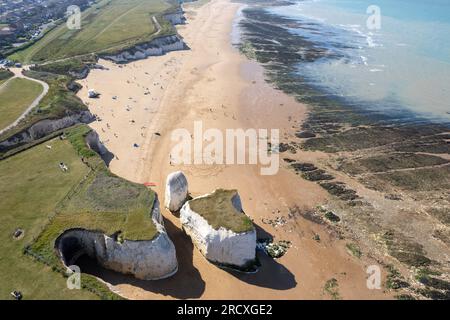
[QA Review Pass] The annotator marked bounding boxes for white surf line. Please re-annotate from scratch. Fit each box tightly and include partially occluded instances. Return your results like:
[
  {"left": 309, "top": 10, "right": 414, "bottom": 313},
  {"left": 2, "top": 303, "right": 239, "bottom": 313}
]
[{"left": 0, "top": 70, "right": 49, "bottom": 136}]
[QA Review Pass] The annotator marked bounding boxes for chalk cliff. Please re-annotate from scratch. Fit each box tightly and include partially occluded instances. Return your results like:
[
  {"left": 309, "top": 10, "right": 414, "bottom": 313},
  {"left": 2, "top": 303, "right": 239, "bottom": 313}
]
[
  {"left": 0, "top": 111, "right": 94, "bottom": 153},
  {"left": 55, "top": 197, "right": 178, "bottom": 280},
  {"left": 102, "top": 35, "right": 186, "bottom": 64},
  {"left": 163, "top": 9, "right": 186, "bottom": 25}
]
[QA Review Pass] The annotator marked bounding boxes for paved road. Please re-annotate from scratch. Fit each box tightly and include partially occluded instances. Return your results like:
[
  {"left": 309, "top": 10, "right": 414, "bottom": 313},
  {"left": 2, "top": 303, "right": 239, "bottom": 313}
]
[{"left": 0, "top": 68, "right": 49, "bottom": 136}]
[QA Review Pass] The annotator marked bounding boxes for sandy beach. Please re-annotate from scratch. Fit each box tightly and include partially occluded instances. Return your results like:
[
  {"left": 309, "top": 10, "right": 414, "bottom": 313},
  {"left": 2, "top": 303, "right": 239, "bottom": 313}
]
[{"left": 77, "top": 0, "right": 391, "bottom": 299}]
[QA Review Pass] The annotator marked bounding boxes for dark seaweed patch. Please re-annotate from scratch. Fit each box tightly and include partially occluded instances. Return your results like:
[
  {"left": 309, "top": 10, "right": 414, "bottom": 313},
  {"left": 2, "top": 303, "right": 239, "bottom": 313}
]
[
  {"left": 319, "top": 182, "right": 359, "bottom": 201},
  {"left": 301, "top": 169, "right": 334, "bottom": 181},
  {"left": 290, "top": 162, "right": 317, "bottom": 172},
  {"left": 382, "top": 231, "right": 432, "bottom": 267}
]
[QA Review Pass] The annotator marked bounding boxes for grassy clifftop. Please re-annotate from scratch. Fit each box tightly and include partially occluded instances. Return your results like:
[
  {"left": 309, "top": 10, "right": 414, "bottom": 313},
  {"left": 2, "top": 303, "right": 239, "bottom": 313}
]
[
  {"left": 0, "top": 125, "right": 97, "bottom": 299},
  {"left": 0, "top": 0, "right": 182, "bottom": 300},
  {"left": 10, "top": 0, "right": 178, "bottom": 64},
  {"left": 0, "top": 70, "right": 89, "bottom": 149},
  {"left": 189, "top": 189, "right": 254, "bottom": 233},
  {"left": 0, "top": 78, "right": 44, "bottom": 130},
  {"left": 0, "top": 124, "right": 157, "bottom": 299}
]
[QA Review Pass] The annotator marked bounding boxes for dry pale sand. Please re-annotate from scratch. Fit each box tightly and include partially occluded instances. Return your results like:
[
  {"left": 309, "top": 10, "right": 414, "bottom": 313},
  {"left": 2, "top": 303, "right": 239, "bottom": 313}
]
[{"left": 77, "top": 0, "right": 392, "bottom": 299}]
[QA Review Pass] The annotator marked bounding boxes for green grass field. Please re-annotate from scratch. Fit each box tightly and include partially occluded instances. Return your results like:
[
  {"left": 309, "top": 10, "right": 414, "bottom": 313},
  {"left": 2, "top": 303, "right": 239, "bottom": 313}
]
[
  {"left": 0, "top": 78, "right": 43, "bottom": 130},
  {"left": 0, "top": 132, "right": 98, "bottom": 299},
  {"left": 10, "top": 0, "right": 175, "bottom": 64},
  {"left": 189, "top": 189, "right": 254, "bottom": 233},
  {"left": 0, "top": 125, "right": 157, "bottom": 299},
  {"left": 0, "top": 70, "right": 88, "bottom": 146},
  {"left": 0, "top": 68, "right": 14, "bottom": 86}
]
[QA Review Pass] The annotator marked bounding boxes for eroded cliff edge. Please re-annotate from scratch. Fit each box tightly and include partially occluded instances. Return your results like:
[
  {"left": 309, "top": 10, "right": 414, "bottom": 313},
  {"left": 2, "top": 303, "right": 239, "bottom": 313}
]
[{"left": 56, "top": 197, "right": 178, "bottom": 280}]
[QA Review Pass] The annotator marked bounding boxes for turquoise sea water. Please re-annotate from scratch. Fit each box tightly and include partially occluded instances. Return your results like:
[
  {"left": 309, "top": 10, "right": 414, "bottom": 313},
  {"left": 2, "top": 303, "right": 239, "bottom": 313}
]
[{"left": 268, "top": 0, "right": 450, "bottom": 120}]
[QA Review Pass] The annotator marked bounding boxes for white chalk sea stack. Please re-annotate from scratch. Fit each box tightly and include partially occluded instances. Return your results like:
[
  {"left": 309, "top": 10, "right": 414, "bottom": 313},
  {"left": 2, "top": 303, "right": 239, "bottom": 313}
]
[
  {"left": 180, "top": 189, "right": 257, "bottom": 269},
  {"left": 165, "top": 171, "right": 189, "bottom": 212}
]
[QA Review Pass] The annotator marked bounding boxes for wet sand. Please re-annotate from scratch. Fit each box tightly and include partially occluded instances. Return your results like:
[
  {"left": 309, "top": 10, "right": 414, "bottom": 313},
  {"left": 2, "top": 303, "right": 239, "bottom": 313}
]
[{"left": 77, "top": 0, "right": 391, "bottom": 299}]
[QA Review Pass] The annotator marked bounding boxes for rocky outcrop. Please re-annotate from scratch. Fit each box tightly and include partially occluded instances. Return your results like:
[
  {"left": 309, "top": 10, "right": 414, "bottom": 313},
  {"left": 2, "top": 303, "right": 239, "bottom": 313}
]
[
  {"left": 180, "top": 191, "right": 257, "bottom": 269},
  {"left": 55, "top": 197, "right": 178, "bottom": 280},
  {"left": 165, "top": 171, "right": 189, "bottom": 212},
  {"left": 102, "top": 35, "right": 186, "bottom": 64},
  {"left": 86, "top": 130, "right": 108, "bottom": 156},
  {"left": 68, "top": 66, "right": 90, "bottom": 80},
  {"left": 163, "top": 9, "right": 186, "bottom": 25},
  {"left": 85, "top": 130, "right": 114, "bottom": 165},
  {"left": 0, "top": 111, "right": 95, "bottom": 153}
]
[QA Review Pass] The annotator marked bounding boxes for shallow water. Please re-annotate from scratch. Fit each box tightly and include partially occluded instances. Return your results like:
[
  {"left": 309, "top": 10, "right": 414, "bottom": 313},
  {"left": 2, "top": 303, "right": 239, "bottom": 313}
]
[{"left": 268, "top": 0, "right": 450, "bottom": 121}]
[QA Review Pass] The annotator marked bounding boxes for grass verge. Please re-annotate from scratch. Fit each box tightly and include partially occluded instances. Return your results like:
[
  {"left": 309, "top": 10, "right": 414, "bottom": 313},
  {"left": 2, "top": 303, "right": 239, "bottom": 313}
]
[{"left": 0, "top": 78, "right": 43, "bottom": 130}]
